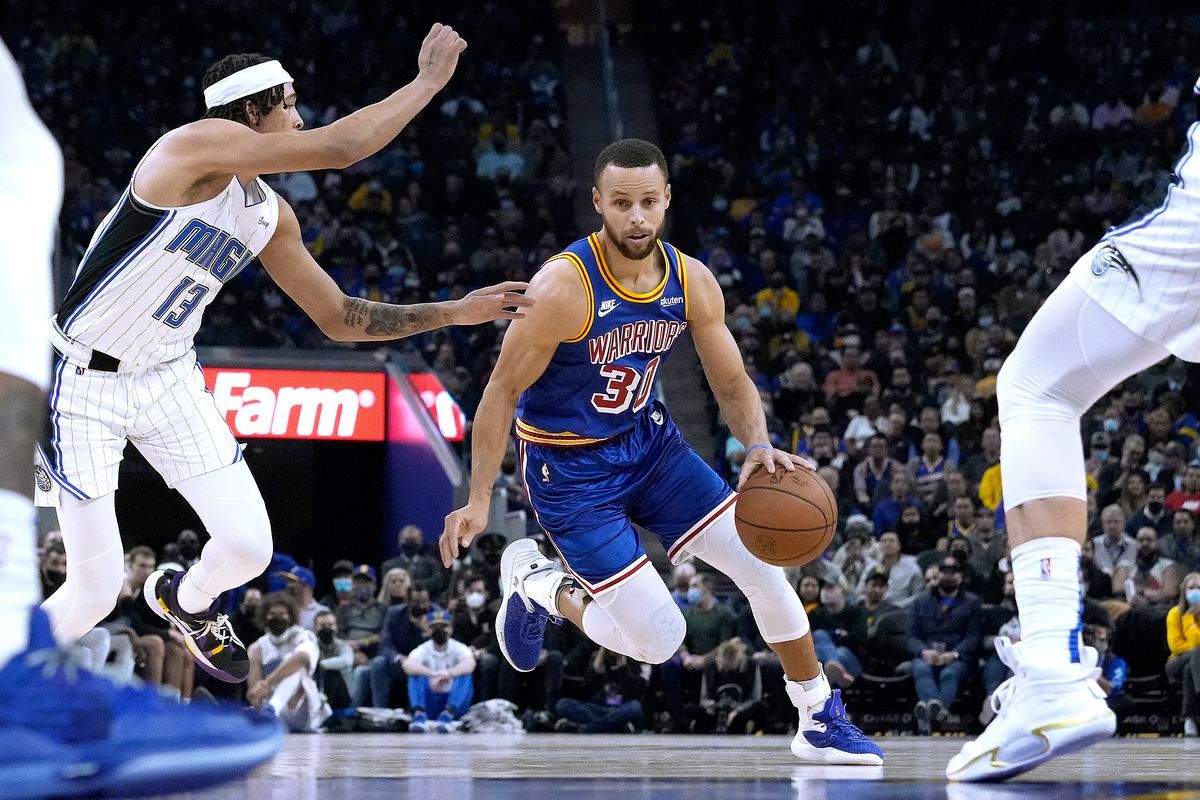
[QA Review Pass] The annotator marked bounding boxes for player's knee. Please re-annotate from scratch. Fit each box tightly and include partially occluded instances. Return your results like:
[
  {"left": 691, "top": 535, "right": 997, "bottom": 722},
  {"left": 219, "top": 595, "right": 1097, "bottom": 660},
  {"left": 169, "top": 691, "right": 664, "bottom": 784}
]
[
  {"left": 638, "top": 600, "right": 685, "bottom": 664},
  {"left": 219, "top": 498, "right": 273, "bottom": 570}
]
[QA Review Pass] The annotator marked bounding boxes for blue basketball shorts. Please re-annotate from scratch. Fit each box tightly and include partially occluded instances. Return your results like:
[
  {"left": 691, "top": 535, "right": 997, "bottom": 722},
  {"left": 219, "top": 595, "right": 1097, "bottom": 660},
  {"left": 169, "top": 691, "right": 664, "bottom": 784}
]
[{"left": 518, "top": 401, "right": 735, "bottom": 595}]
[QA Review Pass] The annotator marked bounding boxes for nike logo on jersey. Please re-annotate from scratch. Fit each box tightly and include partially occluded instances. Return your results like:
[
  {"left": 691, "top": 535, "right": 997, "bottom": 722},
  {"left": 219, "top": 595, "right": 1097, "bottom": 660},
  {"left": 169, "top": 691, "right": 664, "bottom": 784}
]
[
  {"left": 598, "top": 299, "right": 620, "bottom": 317},
  {"left": 660, "top": 296, "right": 683, "bottom": 307},
  {"left": 1090, "top": 243, "right": 1142, "bottom": 298}
]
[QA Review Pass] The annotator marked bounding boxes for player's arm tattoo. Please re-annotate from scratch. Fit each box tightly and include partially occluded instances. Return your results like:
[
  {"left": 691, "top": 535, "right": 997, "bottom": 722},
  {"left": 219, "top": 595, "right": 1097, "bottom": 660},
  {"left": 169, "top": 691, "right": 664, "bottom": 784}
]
[{"left": 342, "top": 297, "right": 451, "bottom": 339}]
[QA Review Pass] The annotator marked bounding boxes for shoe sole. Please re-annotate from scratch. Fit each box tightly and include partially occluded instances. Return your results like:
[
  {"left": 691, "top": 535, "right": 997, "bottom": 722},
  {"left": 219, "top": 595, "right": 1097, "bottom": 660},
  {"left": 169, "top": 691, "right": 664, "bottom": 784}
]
[
  {"left": 947, "top": 708, "right": 1116, "bottom": 782},
  {"left": 791, "top": 736, "right": 884, "bottom": 766},
  {"left": 915, "top": 703, "right": 931, "bottom": 736},
  {"left": 0, "top": 724, "right": 283, "bottom": 800},
  {"left": 143, "top": 570, "right": 244, "bottom": 684},
  {"left": 495, "top": 540, "right": 539, "bottom": 673}
]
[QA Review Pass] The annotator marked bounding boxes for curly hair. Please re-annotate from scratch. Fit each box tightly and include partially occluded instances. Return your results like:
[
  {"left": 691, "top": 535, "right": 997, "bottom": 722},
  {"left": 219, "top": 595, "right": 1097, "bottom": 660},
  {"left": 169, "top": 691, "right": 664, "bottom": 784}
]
[
  {"left": 202, "top": 53, "right": 286, "bottom": 124},
  {"left": 256, "top": 591, "right": 299, "bottom": 631}
]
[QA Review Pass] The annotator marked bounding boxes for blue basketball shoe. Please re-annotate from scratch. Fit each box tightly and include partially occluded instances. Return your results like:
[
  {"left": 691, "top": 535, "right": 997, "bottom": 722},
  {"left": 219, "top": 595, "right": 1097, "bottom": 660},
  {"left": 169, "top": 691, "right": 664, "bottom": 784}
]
[
  {"left": 0, "top": 608, "right": 284, "bottom": 799},
  {"left": 144, "top": 568, "right": 248, "bottom": 682},
  {"left": 788, "top": 675, "right": 884, "bottom": 766},
  {"left": 496, "top": 539, "right": 569, "bottom": 673}
]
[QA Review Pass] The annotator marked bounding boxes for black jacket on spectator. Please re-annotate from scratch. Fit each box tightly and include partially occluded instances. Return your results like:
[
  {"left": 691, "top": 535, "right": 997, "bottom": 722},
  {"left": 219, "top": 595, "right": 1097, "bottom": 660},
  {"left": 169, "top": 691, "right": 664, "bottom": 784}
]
[
  {"left": 380, "top": 551, "right": 446, "bottom": 598},
  {"left": 809, "top": 603, "right": 868, "bottom": 654},
  {"left": 378, "top": 602, "right": 443, "bottom": 662},
  {"left": 907, "top": 589, "right": 982, "bottom": 660},
  {"left": 862, "top": 601, "right": 910, "bottom": 672}
]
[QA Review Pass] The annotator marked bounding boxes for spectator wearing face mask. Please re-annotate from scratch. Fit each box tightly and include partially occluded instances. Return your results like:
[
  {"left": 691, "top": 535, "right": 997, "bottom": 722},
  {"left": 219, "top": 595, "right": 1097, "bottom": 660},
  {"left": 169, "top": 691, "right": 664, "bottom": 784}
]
[
  {"left": 908, "top": 556, "right": 982, "bottom": 735},
  {"left": 670, "top": 562, "right": 698, "bottom": 610},
  {"left": 377, "top": 568, "right": 412, "bottom": 608},
  {"left": 319, "top": 560, "right": 356, "bottom": 610},
  {"left": 1126, "top": 482, "right": 1172, "bottom": 537},
  {"left": 175, "top": 529, "right": 202, "bottom": 570},
  {"left": 1166, "top": 572, "right": 1200, "bottom": 736},
  {"left": 808, "top": 582, "right": 866, "bottom": 687},
  {"left": 313, "top": 610, "right": 354, "bottom": 712},
  {"left": 367, "top": 586, "right": 443, "bottom": 708},
  {"left": 449, "top": 574, "right": 500, "bottom": 702},
  {"left": 404, "top": 610, "right": 476, "bottom": 732},
  {"left": 335, "top": 565, "right": 386, "bottom": 660},
  {"left": 277, "top": 566, "right": 329, "bottom": 631},
  {"left": 381, "top": 525, "right": 447, "bottom": 598},
  {"left": 246, "top": 594, "right": 330, "bottom": 733}
]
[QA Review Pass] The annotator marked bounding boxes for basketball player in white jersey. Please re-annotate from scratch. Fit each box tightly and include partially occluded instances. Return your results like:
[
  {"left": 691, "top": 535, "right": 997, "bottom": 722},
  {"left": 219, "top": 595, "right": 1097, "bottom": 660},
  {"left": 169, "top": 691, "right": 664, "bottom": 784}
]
[
  {"left": 1, "top": 38, "right": 284, "bottom": 798},
  {"left": 946, "top": 86, "right": 1200, "bottom": 781},
  {"left": 36, "top": 24, "right": 533, "bottom": 684}
]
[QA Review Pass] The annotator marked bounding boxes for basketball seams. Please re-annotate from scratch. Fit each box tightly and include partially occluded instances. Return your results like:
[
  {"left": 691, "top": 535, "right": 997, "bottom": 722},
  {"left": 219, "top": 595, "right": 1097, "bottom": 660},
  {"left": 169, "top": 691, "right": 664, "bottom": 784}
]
[{"left": 734, "top": 470, "right": 837, "bottom": 567}]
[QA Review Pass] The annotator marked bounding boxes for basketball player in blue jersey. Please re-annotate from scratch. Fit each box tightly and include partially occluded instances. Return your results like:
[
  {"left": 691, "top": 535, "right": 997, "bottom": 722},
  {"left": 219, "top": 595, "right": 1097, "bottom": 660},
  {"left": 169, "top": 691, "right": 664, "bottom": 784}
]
[
  {"left": 441, "top": 139, "right": 882, "bottom": 764},
  {"left": 35, "top": 24, "right": 533, "bottom": 687}
]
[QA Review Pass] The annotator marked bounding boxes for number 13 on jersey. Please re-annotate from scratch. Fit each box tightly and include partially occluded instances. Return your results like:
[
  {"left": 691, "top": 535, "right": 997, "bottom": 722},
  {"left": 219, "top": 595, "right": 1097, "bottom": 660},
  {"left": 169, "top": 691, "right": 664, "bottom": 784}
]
[{"left": 591, "top": 356, "right": 661, "bottom": 414}]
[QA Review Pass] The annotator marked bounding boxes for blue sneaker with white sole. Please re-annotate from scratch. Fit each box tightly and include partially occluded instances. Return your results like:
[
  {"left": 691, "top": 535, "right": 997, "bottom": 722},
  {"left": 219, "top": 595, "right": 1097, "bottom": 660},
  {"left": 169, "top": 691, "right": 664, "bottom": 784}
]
[
  {"left": 496, "top": 539, "right": 569, "bottom": 673},
  {"left": 0, "top": 608, "right": 284, "bottom": 799},
  {"left": 788, "top": 679, "right": 884, "bottom": 766},
  {"left": 410, "top": 710, "right": 429, "bottom": 733}
]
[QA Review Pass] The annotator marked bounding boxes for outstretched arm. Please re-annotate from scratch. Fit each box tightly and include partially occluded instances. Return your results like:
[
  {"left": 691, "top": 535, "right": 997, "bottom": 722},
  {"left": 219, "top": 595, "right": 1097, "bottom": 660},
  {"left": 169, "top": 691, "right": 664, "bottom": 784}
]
[
  {"left": 439, "top": 259, "right": 587, "bottom": 566},
  {"left": 166, "top": 24, "right": 467, "bottom": 177},
  {"left": 259, "top": 199, "right": 532, "bottom": 341},
  {"left": 686, "top": 256, "right": 812, "bottom": 489}
]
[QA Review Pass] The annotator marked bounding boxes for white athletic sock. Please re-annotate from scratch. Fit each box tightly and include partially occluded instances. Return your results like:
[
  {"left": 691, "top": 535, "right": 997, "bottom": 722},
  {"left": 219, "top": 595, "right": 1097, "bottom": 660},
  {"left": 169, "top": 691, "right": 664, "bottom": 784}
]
[
  {"left": 1011, "top": 537, "right": 1083, "bottom": 669},
  {"left": 787, "top": 670, "right": 832, "bottom": 716},
  {"left": 176, "top": 570, "right": 218, "bottom": 616},
  {"left": 523, "top": 569, "right": 570, "bottom": 617},
  {"left": 0, "top": 490, "right": 38, "bottom": 666}
]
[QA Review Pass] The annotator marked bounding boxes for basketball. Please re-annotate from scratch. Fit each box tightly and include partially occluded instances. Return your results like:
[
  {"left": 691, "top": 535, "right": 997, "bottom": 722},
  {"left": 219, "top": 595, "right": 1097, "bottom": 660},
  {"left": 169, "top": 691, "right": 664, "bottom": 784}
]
[{"left": 734, "top": 466, "right": 837, "bottom": 567}]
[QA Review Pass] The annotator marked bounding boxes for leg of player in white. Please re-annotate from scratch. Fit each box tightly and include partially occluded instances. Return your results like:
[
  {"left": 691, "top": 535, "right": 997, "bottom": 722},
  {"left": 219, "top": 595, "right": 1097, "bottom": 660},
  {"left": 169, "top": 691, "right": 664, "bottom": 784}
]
[{"left": 946, "top": 274, "right": 1165, "bottom": 781}]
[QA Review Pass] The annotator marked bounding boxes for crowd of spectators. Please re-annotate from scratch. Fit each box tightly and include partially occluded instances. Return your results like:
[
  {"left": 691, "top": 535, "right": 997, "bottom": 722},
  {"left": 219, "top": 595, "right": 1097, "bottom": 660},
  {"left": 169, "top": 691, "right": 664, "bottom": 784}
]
[
  {"left": 9, "top": 0, "right": 572, "bottom": 453},
  {"left": 627, "top": 4, "right": 1200, "bottom": 734},
  {"left": 17, "top": 0, "right": 1200, "bottom": 736}
]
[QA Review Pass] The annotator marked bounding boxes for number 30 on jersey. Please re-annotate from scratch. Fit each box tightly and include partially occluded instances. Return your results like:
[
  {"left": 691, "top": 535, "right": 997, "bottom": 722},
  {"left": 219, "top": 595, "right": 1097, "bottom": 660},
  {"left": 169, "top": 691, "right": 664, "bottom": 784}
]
[{"left": 591, "top": 356, "right": 661, "bottom": 414}]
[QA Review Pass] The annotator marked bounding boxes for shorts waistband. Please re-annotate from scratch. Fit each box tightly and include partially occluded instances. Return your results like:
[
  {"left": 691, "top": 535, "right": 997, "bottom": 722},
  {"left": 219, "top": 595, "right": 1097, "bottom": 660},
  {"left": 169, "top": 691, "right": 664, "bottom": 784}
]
[{"left": 48, "top": 318, "right": 142, "bottom": 374}]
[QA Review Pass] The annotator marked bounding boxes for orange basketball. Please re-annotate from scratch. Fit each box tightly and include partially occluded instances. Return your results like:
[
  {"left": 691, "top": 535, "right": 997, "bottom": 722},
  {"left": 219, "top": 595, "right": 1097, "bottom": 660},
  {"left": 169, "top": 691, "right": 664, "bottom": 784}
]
[{"left": 734, "top": 466, "right": 838, "bottom": 567}]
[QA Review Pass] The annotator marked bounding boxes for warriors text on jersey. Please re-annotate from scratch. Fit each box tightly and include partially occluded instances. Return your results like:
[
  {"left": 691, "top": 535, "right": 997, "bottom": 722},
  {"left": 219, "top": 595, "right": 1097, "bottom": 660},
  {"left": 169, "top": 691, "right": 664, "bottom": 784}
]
[
  {"left": 55, "top": 156, "right": 279, "bottom": 366},
  {"left": 515, "top": 233, "right": 690, "bottom": 446}
]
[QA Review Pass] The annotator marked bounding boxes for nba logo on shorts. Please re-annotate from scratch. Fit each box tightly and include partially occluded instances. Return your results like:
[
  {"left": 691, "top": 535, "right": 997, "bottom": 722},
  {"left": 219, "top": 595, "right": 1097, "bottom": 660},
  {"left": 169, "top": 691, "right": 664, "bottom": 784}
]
[{"left": 1041, "top": 558, "right": 1052, "bottom": 579}]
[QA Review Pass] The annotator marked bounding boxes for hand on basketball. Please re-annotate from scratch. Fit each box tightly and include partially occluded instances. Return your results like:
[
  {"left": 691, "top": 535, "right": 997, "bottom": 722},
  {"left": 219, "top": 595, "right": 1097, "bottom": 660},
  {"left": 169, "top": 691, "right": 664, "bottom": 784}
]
[
  {"left": 416, "top": 23, "right": 469, "bottom": 92},
  {"left": 449, "top": 281, "right": 535, "bottom": 326},
  {"left": 735, "top": 445, "right": 815, "bottom": 491},
  {"left": 440, "top": 501, "right": 489, "bottom": 568}
]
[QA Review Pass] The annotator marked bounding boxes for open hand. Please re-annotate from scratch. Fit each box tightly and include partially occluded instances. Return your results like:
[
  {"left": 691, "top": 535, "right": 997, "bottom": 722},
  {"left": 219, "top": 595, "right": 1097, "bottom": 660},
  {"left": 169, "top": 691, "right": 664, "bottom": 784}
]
[{"left": 449, "top": 281, "right": 534, "bottom": 326}]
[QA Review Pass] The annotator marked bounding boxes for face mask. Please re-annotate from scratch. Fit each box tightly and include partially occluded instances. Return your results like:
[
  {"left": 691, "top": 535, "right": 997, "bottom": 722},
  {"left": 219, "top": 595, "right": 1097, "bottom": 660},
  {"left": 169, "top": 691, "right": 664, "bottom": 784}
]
[
  {"left": 431, "top": 629, "right": 450, "bottom": 645},
  {"left": 686, "top": 588, "right": 703, "bottom": 605},
  {"left": 410, "top": 605, "right": 430, "bottom": 619},
  {"left": 1094, "top": 449, "right": 1109, "bottom": 462},
  {"left": 317, "top": 628, "right": 335, "bottom": 645},
  {"left": 333, "top": 578, "right": 352, "bottom": 594},
  {"left": 179, "top": 543, "right": 200, "bottom": 559},
  {"left": 1103, "top": 419, "right": 1119, "bottom": 433},
  {"left": 1186, "top": 589, "right": 1200, "bottom": 606},
  {"left": 1148, "top": 501, "right": 1164, "bottom": 515},
  {"left": 266, "top": 618, "right": 289, "bottom": 637},
  {"left": 939, "top": 578, "right": 960, "bottom": 594},
  {"left": 1150, "top": 452, "right": 1165, "bottom": 466},
  {"left": 44, "top": 570, "right": 66, "bottom": 590},
  {"left": 354, "top": 588, "right": 373, "bottom": 603},
  {"left": 466, "top": 591, "right": 486, "bottom": 610},
  {"left": 401, "top": 541, "right": 421, "bottom": 556},
  {"left": 1169, "top": 380, "right": 1183, "bottom": 391}
]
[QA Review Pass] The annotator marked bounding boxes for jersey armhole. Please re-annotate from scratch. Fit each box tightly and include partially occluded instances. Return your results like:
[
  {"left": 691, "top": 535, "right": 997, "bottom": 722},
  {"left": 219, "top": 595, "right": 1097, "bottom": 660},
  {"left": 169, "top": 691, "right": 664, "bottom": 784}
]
[
  {"left": 672, "top": 245, "right": 690, "bottom": 320},
  {"left": 545, "top": 252, "right": 594, "bottom": 343}
]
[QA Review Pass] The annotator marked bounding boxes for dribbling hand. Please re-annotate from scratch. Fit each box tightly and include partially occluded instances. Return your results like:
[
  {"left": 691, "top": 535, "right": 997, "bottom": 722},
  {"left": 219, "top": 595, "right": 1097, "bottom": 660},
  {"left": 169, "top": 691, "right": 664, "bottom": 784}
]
[
  {"left": 735, "top": 445, "right": 815, "bottom": 491},
  {"left": 416, "top": 23, "right": 468, "bottom": 92},
  {"left": 440, "top": 502, "right": 489, "bottom": 568},
  {"left": 449, "top": 281, "right": 535, "bottom": 326}
]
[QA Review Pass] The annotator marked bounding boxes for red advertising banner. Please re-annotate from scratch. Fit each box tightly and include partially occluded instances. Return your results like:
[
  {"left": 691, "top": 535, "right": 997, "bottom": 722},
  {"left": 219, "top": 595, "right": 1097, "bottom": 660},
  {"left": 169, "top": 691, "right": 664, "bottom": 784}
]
[
  {"left": 204, "top": 368, "right": 386, "bottom": 441},
  {"left": 408, "top": 372, "right": 466, "bottom": 442}
]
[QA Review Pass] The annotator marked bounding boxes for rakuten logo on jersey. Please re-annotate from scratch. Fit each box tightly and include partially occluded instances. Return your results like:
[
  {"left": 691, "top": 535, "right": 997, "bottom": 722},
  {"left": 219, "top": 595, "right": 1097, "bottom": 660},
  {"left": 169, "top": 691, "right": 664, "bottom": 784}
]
[{"left": 205, "top": 368, "right": 386, "bottom": 441}]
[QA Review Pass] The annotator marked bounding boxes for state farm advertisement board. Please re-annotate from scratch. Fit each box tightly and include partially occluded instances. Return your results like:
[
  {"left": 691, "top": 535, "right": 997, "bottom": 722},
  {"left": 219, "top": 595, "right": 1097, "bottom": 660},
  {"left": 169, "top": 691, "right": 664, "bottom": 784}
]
[{"left": 203, "top": 368, "right": 386, "bottom": 441}]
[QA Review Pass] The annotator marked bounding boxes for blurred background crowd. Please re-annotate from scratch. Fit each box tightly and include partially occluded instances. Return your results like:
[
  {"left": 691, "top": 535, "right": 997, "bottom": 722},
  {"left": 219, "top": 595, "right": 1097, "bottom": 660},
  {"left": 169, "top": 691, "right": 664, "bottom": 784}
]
[{"left": 10, "top": 0, "right": 1200, "bottom": 735}]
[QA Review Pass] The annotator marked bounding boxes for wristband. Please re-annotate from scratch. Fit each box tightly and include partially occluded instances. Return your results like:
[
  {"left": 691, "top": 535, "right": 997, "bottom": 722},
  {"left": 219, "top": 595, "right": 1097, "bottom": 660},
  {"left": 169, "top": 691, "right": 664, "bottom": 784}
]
[{"left": 746, "top": 444, "right": 770, "bottom": 456}]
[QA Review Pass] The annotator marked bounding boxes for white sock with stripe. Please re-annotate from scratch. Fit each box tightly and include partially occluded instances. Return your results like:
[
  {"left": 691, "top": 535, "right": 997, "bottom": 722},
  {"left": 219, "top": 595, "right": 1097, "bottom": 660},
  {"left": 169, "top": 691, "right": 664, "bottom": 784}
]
[{"left": 1011, "top": 537, "right": 1083, "bottom": 669}]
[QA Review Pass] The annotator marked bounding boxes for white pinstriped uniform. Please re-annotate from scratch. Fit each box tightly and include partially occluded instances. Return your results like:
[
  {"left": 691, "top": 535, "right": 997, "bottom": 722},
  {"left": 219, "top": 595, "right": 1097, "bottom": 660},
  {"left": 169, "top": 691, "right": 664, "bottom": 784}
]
[
  {"left": 1071, "top": 80, "right": 1200, "bottom": 360},
  {"left": 34, "top": 151, "right": 280, "bottom": 506}
]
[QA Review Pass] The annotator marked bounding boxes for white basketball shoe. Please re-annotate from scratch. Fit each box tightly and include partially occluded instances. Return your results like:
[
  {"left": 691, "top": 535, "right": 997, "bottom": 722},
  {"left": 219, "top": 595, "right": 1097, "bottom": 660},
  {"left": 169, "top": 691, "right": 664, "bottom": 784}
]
[{"left": 946, "top": 637, "right": 1115, "bottom": 782}]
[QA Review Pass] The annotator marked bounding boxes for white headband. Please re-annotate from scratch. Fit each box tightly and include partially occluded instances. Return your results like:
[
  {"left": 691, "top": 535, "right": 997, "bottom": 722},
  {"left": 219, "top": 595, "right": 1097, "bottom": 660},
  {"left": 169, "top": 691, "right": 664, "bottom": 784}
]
[{"left": 203, "top": 60, "right": 294, "bottom": 109}]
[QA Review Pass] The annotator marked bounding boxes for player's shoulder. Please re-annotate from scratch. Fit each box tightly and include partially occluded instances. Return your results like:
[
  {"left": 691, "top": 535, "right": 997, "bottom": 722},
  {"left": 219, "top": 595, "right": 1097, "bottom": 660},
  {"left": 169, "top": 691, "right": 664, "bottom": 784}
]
[{"left": 530, "top": 254, "right": 590, "bottom": 297}]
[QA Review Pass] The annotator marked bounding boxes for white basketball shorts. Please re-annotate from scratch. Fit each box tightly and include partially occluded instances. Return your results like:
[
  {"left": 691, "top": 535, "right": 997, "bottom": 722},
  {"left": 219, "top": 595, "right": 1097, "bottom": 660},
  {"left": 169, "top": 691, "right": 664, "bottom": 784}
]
[
  {"left": 34, "top": 341, "right": 242, "bottom": 507},
  {"left": 1071, "top": 238, "right": 1200, "bottom": 362}
]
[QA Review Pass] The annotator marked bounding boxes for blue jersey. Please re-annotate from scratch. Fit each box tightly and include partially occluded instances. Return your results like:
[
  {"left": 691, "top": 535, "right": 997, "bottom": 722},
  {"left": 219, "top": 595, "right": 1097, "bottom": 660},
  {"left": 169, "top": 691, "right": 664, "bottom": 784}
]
[{"left": 516, "top": 232, "right": 690, "bottom": 447}]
